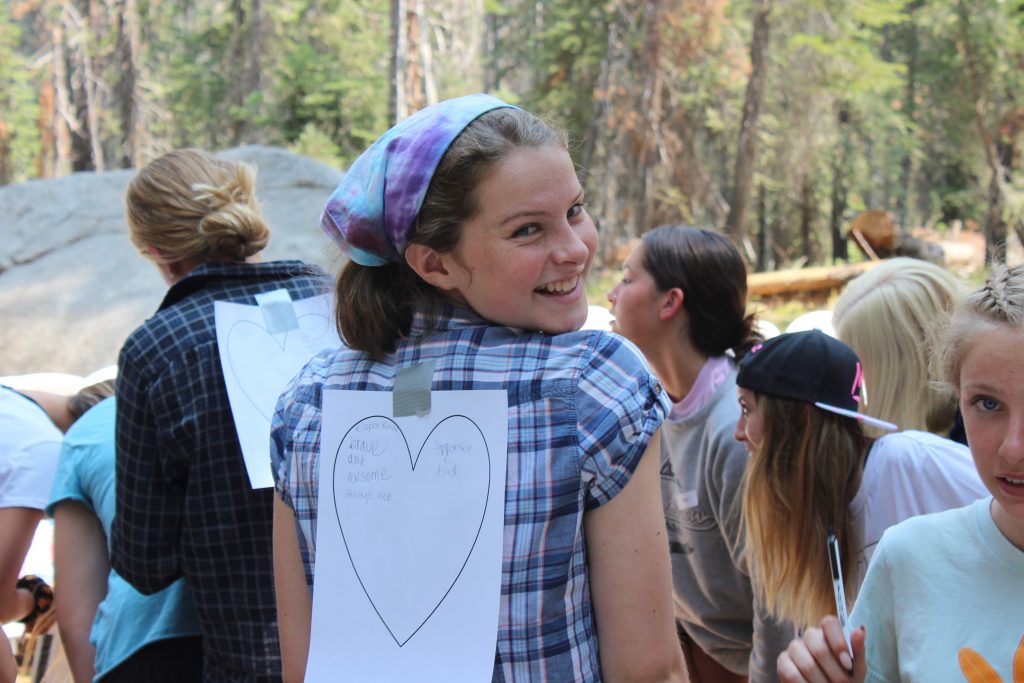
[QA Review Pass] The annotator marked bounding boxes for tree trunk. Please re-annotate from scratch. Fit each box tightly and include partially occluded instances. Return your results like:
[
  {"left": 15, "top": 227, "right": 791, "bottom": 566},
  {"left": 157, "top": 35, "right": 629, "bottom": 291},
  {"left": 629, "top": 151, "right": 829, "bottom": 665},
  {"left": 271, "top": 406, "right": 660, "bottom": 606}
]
[
  {"left": 581, "top": 1, "right": 639, "bottom": 264},
  {"left": 389, "top": 0, "right": 406, "bottom": 125},
  {"left": 956, "top": 0, "right": 1008, "bottom": 265},
  {"left": 115, "top": 0, "right": 145, "bottom": 168},
  {"left": 830, "top": 106, "right": 850, "bottom": 262},
  {"left": 756, "top": 183, "right": 768, "bottom": 272},
  {"left": 800, "top": 176, "right": 814, "bottom": 264},
  {"left": 404, "top": 0, "right": 426, "bottom": 114},
  {"left": 51, "top": 22, "right": 73, "bottom": 177},
  {"left": 724, "top": 0, "right": 772, "bottom": 242},
  {"left": 896, "top": 2, "right": 922, "bottom": 229},
  {"left": 226, "top": 0, "right": 264, "bottom": 144},
  {"left": 631, "top": 0, "right": 663, "bottom": 237}
]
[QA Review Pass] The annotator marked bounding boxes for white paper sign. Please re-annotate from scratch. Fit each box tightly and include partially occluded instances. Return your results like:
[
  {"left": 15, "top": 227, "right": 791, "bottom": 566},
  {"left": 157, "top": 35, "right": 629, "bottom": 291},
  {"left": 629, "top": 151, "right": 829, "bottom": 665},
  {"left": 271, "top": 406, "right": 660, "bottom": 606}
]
[
  {"left": 306, "top": 389, "right": 508, "bottom": 682},
  {"left": 214, "top": 292, "right": 340, "bottom": 488}
]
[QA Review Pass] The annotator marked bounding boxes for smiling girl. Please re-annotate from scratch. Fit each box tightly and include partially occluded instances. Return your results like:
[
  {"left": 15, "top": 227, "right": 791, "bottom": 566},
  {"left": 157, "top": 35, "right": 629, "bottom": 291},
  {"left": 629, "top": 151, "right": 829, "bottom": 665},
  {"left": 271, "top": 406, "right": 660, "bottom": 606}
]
[
  {"left": 778, "top": 265, "right": 1024, "bottom": 682},
  {"left": 270, "top": 95, "right": 685, "bottom": 683}
]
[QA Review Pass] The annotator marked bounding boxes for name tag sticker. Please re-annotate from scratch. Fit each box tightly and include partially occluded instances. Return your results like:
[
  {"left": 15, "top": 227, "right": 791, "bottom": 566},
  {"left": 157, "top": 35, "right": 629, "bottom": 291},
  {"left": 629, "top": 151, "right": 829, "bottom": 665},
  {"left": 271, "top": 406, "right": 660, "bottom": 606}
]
[{"left": 674, "top": 490, "right": 699, "bottom": 510}]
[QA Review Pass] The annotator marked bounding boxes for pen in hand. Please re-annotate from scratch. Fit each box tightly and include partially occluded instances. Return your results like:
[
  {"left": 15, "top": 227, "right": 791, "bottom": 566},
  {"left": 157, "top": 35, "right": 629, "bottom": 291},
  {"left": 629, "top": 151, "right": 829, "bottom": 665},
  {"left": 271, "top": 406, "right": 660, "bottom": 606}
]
[{"left": 827, "top": 528, "right": 854, "bottom": 658}]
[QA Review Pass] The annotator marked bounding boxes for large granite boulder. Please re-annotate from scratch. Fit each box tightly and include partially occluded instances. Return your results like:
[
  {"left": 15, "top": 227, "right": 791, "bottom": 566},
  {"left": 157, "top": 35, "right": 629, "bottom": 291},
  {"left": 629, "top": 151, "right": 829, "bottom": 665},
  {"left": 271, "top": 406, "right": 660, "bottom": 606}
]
[{"left": 0, "top": 146, "right": 343, "bottom": 377}]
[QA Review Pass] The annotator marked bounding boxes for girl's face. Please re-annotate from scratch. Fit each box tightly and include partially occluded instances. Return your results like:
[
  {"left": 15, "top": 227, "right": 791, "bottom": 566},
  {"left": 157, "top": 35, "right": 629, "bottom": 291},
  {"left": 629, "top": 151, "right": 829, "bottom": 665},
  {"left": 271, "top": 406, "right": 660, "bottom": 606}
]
[
  {"left": 734, "top": 387, "right": 764, "bottom": 455},
  {"left": 958, "top": 324, "right": 1024, "bottom": 548},
  {"left": 440, "top": 145, "right": 597, "bottom": 334},
  {"left": 606, "top": 244, "right": 669, "bottom": 351}
]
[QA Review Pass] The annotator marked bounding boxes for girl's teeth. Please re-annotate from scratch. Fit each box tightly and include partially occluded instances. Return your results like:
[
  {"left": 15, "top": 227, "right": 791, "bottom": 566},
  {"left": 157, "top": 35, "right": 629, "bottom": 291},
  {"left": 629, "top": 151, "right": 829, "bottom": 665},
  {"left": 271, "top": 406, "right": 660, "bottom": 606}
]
[
  {"left": 542, "top": 277, "right": 576, "bottom": 293},
  {"left": 1005, "top": 477, "right": 1024, "bottom": 485}
]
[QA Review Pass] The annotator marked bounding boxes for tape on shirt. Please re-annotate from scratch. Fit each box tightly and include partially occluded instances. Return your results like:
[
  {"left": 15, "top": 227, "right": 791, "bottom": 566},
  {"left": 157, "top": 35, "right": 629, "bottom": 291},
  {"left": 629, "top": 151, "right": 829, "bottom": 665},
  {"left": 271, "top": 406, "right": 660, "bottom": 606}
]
[
  {"left": 255, "top": 289, "right": 300, "bottom": 334},
  {"left": 393, "top": 360, "right": 436, "bottom": 417}
]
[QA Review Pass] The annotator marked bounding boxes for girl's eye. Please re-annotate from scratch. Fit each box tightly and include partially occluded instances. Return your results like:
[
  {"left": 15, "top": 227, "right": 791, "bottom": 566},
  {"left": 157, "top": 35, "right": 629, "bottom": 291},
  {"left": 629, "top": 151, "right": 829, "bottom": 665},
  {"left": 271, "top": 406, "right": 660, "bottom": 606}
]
[
  {"left": 567, "top": 203, "right": 585, "bottom": 220},
  {"left": 512, "top": 224, "right": 540, "bottom": 238},
  {"left": 973, "top": 396, "right": 1000, "bottom": 412}
]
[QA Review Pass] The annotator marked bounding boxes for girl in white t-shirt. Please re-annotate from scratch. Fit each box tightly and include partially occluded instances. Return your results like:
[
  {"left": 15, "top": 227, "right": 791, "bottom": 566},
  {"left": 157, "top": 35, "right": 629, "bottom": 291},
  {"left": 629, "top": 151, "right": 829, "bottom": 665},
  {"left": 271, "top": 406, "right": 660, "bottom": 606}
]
[{"left": 777, "top": 265, "right": 1024, "bottom": 682}]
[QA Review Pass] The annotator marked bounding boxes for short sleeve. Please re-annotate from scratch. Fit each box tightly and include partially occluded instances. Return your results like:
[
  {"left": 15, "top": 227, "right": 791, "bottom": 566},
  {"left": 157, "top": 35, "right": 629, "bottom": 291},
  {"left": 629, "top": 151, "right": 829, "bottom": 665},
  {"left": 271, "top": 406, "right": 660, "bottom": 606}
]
[
  {"left": 45, "top": 440, "right": 90, "bottom": 517},
  {"left": 270, "top": 363, "right": 324, "bottom": 589},
  {"left": 849, "top": 533, "right": 900, "bottom": 683},
  {"left": 575, "top": 333, "right": 669, "bottom": 508},
  {"left": 271, "top": 370, "right": 321, "bottom": 512},
  {"left": 0, "top": 441, "right": 61, "bottom": 511}
]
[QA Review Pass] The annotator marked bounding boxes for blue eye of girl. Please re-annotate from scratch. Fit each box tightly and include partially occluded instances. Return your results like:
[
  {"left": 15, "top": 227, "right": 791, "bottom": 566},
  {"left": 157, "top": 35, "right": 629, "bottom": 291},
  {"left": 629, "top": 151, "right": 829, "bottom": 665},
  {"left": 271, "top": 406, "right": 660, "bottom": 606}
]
[
  {"left": 513, "top": 224, "right": 540, "bottom": 238},
  {"left": 977, "top": 397, "right": 1000, "bottom": 411},
  {"left": 568, "top": 203, "right": 584, "bottom": 219}
]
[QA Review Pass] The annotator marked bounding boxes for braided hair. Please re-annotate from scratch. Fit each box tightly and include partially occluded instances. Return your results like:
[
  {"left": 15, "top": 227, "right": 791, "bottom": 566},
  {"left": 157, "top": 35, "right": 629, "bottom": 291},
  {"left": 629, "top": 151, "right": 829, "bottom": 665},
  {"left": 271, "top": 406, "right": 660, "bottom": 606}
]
[{"left": 936, "top": 265, "right": 1024, "bottom": 391}]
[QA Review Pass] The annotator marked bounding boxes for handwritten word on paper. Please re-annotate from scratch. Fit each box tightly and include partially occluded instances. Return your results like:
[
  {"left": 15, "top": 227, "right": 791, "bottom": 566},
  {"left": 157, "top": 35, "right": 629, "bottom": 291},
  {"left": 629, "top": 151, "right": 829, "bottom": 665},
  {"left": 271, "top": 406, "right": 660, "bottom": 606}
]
[{"left": 307, "top": 390, "right": 507, "bottom": 682}]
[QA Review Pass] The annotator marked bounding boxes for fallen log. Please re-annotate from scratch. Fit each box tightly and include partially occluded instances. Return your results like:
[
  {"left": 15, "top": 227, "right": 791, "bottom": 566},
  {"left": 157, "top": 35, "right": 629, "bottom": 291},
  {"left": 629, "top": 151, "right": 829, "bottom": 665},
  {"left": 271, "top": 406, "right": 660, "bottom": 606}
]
[{"left": 748, "top": 261, "right": 881, "bottom": 297}]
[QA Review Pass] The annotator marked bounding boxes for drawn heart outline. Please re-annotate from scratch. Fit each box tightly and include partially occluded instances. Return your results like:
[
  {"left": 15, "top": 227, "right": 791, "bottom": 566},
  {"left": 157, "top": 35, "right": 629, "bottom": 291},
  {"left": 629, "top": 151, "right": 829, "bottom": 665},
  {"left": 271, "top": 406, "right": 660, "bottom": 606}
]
[
  {"left": 331, "top": 414, "right": 492, "bottom": 647},
  {"left": 225, "top": 313, "right": 331, "bottom": 422}
]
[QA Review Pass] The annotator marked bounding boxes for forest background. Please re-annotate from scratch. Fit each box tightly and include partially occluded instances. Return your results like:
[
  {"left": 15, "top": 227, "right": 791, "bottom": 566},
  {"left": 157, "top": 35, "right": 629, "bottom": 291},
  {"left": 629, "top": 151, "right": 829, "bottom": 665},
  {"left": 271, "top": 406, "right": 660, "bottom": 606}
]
[{"left": 2, "top": 0, "right": 1023, "bottom": 273}]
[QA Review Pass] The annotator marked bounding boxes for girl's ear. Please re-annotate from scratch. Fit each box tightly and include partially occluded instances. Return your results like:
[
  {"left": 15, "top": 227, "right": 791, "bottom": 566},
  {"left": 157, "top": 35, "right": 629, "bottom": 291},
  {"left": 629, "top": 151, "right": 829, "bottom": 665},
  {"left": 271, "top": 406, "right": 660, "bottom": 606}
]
[
  {"left": 405, "top": 244, "right": 458, "bottom": 290},
  {"left": 658, "top": 287, "right": 685, "bottom": 321}
]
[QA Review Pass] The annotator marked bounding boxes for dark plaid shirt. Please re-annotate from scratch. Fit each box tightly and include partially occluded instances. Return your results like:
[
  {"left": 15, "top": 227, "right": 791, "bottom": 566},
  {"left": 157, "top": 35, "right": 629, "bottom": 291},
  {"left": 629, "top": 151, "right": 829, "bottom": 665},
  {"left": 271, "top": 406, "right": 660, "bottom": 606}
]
[{"left": 112, "top": 260, "right": 328, "bottom": 682}]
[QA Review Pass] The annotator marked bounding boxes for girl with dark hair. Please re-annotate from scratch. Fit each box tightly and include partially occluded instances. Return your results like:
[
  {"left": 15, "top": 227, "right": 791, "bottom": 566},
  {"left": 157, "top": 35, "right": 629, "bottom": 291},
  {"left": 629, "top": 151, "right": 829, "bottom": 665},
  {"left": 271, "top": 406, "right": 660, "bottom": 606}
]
[
  {"left": 606, "top": 226, "right": 789, "bottom": 683},
  {"left": 271, "top": 96, "right": 685, "bottom": 682}
]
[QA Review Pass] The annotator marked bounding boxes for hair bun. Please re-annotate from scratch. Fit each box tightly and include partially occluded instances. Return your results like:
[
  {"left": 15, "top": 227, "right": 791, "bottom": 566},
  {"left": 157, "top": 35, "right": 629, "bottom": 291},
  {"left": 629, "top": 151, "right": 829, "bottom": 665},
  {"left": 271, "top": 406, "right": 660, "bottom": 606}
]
[{"left": 192, "top": 163, "right": 270, "bottom": 261}]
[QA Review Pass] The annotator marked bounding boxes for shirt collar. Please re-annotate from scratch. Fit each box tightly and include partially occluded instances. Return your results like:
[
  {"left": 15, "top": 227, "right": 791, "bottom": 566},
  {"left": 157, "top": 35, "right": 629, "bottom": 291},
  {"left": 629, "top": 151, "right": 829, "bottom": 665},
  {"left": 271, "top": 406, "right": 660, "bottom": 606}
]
[{"left": 158, "top": 260, "right": 321, "bottom": 311}]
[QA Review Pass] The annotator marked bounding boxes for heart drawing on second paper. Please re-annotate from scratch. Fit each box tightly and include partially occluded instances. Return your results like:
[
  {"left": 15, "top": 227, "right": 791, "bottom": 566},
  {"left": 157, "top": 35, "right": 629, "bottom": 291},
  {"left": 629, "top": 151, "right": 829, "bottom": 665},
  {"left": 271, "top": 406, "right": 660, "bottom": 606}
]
[
  {"left": 225, "top": 312, "right": 334, "bottom": 422},
  {"left": 331, "top": 414, "right": 492, "bottom": 647}
]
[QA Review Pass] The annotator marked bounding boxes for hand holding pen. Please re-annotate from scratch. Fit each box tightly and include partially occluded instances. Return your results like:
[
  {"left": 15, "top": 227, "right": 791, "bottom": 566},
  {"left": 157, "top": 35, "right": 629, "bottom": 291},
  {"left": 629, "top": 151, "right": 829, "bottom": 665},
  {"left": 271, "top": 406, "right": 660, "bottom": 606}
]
[
  {"left": 776, "top": 531, "right": 868, "bottom": 682},
  {"left": 827, "top": 529, "right": 853, "bottom": 657},
  {"left": 777, "top": 616, "right": 867, "bottom": 683}
]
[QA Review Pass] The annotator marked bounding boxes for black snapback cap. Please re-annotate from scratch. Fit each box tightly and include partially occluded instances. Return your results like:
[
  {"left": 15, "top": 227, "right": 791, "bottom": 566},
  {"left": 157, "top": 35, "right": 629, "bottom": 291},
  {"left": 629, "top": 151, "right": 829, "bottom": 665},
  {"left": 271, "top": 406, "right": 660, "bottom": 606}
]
[{"left": 736, "top": 330, "right": 897, "bottom": 431}]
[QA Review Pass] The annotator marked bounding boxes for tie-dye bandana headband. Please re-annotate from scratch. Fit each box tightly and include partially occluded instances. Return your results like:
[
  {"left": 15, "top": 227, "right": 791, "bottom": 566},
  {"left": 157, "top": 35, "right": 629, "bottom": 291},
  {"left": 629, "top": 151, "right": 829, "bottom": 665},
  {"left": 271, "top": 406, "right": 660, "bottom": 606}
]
[{"left": 320, "top": 94, "right": 516, "bottom": 266}]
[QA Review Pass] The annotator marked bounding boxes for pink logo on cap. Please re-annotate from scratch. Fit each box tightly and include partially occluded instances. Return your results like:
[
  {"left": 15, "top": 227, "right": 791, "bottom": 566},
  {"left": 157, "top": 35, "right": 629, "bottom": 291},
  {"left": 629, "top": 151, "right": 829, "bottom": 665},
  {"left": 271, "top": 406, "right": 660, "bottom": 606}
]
[
  {"left": 851, "top": 362, "right": 864, "bottom": 403},
  {"left": 751, "top": 343, "right": 764, "bottom": 354}
]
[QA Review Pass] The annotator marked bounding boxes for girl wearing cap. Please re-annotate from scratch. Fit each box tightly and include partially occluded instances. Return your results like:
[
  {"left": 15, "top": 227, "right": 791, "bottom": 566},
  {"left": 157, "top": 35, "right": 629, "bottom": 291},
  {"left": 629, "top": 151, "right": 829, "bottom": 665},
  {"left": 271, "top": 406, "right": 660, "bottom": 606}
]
[
  {"left": 271, "top": 96, "right": 685, "bottom": 682},
  {"left": 606, "top": 226, "right": 791, "bottom": 683},
  {"left": 777, "top": 265, "right": 1024, "bottom": 682},
  {"left": 733, "top": 330, "right": 987, "bottom": 633}
]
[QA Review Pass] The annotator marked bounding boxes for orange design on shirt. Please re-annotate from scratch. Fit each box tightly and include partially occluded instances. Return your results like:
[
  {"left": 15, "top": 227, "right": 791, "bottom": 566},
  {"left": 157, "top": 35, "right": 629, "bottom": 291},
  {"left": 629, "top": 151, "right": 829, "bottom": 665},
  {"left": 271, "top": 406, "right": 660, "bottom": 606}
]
[{"left": 959, "top": 635, "right": 1024, "bottom": 683}]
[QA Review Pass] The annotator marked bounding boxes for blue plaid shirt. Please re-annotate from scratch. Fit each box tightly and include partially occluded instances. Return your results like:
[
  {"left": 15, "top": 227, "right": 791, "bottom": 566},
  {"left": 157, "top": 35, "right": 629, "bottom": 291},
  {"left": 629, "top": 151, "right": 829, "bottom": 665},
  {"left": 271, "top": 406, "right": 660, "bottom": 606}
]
[
  {"left": 271, "top": 305, "right": 669, "bottom": 682},
  {"left": 112, "top": 260, "right": 328, "bottom": 683}
]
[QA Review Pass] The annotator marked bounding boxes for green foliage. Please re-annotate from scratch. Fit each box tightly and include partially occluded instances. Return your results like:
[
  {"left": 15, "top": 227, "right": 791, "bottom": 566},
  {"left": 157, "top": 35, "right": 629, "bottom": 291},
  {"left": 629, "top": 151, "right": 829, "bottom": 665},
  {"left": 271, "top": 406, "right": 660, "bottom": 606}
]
[
  {"left": 0, "top": 3, "right": 41, "bottom": 183},
  {"left": 0, "top": 0, "right": 1020, "bottom": 275}
]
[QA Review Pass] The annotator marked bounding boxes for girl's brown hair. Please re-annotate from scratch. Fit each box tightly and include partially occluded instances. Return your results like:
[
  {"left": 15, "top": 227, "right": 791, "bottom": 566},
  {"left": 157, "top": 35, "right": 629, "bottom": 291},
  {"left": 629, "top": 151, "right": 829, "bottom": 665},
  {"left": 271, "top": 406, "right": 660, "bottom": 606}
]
[
  {"left": 126, "top": 148, "right": 269, "bottom": 265},
  {"left": 741, "top": 394, "right": 865, "bottom": 628},
  {"left": 334, "top": 108, "right": 565, "bottom": 358},
  {"left": 640, "top": 226, "right": 761, "bottom": 359}
]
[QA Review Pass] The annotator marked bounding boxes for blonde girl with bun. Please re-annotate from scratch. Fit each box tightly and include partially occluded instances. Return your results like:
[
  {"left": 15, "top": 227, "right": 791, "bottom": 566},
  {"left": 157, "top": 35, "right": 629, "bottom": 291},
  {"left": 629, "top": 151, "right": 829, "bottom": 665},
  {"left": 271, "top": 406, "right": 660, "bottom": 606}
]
[{"left": 111, "top": 149, "right": 327, "bottom": 682}]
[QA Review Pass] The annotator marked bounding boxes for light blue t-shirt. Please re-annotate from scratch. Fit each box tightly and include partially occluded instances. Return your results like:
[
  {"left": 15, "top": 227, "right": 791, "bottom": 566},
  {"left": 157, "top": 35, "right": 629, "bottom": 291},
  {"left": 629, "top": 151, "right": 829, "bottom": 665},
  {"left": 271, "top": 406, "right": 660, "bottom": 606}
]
[
  {"left": 850, "top": 497, "right": 1024, "bottom": 682},
  {"left": 47, "top": 398, "right": 200, "bottom": 681}
]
